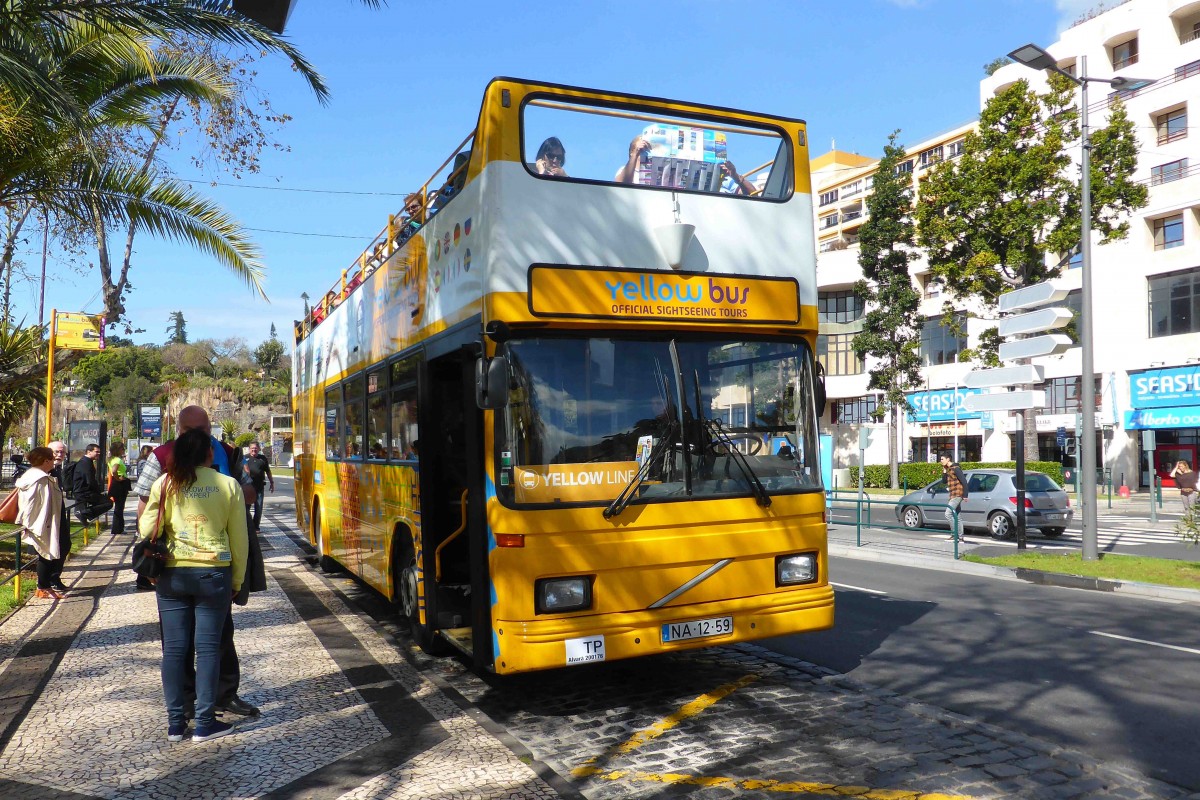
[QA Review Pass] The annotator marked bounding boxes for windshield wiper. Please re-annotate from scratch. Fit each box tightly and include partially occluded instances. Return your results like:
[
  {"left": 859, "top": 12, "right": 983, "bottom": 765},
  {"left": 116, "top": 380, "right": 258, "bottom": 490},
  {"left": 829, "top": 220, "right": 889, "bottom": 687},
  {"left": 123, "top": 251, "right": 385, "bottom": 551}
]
[
  {"left": 603, "top": 420, "right": 678, "bottom": 519},
  {"left": 703, "top": 418, "right": 772, "bottom": 507}
]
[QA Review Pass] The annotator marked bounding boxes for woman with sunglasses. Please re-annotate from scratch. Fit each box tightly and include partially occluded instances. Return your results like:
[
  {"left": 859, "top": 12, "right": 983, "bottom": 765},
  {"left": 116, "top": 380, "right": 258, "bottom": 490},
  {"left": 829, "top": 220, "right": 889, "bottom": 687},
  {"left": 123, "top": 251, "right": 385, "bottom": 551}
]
[{"left": 533, "top": 136, "right": 568, "bottom": 177}]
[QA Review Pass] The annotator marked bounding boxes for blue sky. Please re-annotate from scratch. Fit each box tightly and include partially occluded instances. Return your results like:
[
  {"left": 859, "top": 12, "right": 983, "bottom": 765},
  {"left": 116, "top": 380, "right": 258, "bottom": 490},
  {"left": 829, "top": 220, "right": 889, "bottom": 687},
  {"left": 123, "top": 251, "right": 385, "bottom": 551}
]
[{"left": 10, "top": 0, "right": 1092, "bottom": 351}]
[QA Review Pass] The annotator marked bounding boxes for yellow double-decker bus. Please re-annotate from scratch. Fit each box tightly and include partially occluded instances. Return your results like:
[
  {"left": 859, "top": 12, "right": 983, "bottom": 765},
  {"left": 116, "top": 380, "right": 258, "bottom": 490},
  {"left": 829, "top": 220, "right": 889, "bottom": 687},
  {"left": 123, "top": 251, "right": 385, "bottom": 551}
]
[{"left": 292, "top": 78, "right": 832, "bottom": 674}]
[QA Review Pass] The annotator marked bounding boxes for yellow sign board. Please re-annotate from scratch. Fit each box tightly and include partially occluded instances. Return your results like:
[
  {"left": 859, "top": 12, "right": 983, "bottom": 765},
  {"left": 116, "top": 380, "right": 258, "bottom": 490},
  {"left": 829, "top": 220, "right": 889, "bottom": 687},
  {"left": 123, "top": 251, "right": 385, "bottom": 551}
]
[
  {"left": 528, "top": 265, "right": 800, "bottom": 325},
  {"left": 54, "top": 312, "right": 105, "bottom": 351},
  {"left": 512, "top": 461, "right": 640, "bottom": 504}
]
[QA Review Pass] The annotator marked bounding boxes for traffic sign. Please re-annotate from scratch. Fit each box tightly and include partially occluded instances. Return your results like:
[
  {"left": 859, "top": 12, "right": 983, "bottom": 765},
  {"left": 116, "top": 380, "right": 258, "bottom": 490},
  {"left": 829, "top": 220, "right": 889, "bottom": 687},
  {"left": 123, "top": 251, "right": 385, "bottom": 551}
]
[
  {"left": 996, "top": 307, "right": 1073, "bottom": 338},
  {"left": 998, "top": 334, "right": 1073, "bottom": 362},
  {"left": 963, "top": 364, "right": 1044, "bottom": 389},
  {"left": 1056, "top": 426, "right": 1067, "bottom": 447},
  {"left": 963, "top": 390, "right": 1046, "bottom": 412},
  {"left": 998, "top": 282, "right": 1069, "bottom": 313}
]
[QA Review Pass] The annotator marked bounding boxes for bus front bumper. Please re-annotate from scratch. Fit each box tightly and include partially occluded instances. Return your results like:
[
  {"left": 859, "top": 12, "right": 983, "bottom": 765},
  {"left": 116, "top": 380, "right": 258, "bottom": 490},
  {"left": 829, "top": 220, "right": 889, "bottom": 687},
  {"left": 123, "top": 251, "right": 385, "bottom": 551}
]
[{"left": 492, "top": 585, "right": 835, "bottom": 674}]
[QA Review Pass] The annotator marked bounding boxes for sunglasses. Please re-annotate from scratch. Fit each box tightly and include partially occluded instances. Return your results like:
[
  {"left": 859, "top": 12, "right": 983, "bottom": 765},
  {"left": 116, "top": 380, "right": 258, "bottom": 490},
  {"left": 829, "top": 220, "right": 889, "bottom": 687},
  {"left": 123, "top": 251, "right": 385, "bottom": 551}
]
[{"left": 545, "top": 151, "right": 565, "bottom": 163}]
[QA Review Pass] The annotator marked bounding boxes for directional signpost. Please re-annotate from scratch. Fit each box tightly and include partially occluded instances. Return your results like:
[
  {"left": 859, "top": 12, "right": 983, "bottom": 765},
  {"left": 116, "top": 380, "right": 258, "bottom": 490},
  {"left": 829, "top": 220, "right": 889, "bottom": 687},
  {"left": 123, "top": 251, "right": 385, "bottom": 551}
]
[{"left": 964, "top": 280, "right": 1073, "bottom": 549}]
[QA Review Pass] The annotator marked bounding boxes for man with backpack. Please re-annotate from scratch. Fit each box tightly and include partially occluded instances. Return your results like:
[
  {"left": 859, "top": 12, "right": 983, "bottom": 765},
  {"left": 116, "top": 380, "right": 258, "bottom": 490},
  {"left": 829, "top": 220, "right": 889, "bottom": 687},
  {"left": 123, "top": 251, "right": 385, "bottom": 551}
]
[
  {"left": 71, "top": 443, "right": 113, "bottom": 524},
  {"left": 939, "top": 452, "right": 969, "bottom": 531}
]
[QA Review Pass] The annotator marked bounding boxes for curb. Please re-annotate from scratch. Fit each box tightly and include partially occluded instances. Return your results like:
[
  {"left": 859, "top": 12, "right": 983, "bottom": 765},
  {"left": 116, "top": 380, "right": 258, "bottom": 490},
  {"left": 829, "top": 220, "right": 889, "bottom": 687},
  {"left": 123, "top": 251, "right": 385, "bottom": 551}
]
[{"left": 829, "top": 542, "right": 1200, "bottom": 604}]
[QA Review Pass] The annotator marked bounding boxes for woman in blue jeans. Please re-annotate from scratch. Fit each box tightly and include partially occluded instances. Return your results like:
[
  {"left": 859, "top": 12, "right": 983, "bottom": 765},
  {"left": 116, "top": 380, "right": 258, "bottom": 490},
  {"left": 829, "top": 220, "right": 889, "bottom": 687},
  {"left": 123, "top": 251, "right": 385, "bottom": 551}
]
[{"left": 141, "top": 428, "right": 248, "bottom": 742}]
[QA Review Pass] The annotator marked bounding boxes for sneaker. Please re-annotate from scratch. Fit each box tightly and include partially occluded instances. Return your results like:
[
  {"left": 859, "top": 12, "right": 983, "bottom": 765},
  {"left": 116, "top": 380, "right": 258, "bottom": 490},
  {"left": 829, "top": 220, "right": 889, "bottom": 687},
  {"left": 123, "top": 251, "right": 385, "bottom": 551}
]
[
  {"left": 192, "top": 720, "right": 234, "bottom": 742},
  {"left": 167, "top": 723, "right": 188, "bottom": 742},
  {"left": 51, "top": 581, "right": 69, "bottom": 592}
]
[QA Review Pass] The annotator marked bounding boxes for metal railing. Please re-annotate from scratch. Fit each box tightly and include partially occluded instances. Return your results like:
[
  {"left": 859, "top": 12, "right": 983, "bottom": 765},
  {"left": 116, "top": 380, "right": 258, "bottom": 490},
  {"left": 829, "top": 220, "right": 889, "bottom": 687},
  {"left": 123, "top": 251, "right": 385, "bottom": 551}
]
[
  {"left": 828, "top": 488, "right": 964, "bottom": 559},
  {"left": 1, "top": 527, "right": 36, "bottom": 600}
]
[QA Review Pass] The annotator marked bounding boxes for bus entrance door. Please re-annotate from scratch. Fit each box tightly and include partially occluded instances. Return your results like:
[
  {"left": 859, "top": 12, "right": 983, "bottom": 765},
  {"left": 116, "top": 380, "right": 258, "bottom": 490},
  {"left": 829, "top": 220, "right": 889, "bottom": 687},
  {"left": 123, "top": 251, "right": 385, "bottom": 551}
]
[{"left": 421, "top": 350, "right": 490, "bottom": 665}]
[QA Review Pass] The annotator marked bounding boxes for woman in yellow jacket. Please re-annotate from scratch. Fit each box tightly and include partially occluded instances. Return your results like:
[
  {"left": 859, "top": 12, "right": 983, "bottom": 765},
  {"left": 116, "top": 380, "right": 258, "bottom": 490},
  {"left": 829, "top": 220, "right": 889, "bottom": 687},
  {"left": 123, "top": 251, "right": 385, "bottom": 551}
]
[{"left": 140, "top": 428, "right": 248, "bottom": 743}]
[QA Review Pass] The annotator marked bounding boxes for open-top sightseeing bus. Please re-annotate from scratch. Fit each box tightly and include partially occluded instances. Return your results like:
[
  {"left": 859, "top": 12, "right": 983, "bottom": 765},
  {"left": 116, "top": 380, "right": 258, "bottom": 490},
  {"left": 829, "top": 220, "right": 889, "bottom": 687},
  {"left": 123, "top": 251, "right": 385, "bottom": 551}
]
[{"left": 292, "top": 78, "right": 832, "bottom": 674}]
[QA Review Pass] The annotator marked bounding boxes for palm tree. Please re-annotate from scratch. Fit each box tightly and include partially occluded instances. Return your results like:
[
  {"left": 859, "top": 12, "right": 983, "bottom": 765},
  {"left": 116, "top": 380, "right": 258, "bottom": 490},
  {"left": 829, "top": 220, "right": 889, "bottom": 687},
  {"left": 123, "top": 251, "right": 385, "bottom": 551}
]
[{"left": 0, "top": 1, "right": 335, "bottom": 324}]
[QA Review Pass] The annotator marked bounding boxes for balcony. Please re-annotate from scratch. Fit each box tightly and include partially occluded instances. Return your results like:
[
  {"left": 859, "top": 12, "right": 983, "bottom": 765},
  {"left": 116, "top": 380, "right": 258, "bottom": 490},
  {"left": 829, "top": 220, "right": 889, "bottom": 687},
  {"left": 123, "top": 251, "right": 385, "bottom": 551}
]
[
  {"left": 819, "top": 214, "right": 839, "bottom": 230},
  {"left": 841, "top": 210, "right": 864, "bottom": 224}
]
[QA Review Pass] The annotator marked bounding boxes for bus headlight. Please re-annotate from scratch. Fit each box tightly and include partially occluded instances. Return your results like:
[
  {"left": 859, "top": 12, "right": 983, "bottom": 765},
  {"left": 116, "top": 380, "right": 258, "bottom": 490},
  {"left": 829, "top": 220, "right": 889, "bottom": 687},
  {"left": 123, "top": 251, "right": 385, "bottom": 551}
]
[
  {"left": 776, "top": 554, "right": 817, "bottom": 586},
  {"left": 535, "top": 576, "right": 593, "bottom": 614}
]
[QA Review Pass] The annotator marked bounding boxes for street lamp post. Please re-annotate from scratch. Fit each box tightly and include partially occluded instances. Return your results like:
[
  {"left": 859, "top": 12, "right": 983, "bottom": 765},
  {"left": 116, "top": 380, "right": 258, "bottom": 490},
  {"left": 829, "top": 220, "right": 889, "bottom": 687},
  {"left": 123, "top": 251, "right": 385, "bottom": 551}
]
[{"left": 1007, "top": 44, "right": 1153, "bottom": 561}]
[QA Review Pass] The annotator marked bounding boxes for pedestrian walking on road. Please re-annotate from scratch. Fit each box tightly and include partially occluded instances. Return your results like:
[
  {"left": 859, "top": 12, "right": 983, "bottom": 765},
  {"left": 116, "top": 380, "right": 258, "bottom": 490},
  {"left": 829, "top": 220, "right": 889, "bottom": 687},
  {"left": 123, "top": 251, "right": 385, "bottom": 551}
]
[
  {"left": 939, "top": 453, "right": 969, "bottom": 531},
  {"left": 16, "top": 447, "right": 66, "bottom": 600},
  {"left": 1170, "top": 460, "right": 1196, "bottom": 511},
  {"left": 142, "top": 428, "right": 249, "bottom": 743},
  {"left": 242, "top": 442, "right": 273, "bottom": 532},
  {"left": 107, "top": 441, "right": 132, "bottom": 536}
]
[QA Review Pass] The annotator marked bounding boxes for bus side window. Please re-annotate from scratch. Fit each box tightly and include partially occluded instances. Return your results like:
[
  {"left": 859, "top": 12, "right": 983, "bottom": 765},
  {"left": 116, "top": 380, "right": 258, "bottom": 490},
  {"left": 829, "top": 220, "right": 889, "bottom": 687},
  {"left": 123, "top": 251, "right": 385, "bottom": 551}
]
[
  {"left": 343, "top": 375, "right": 366, "bottom": 460},
  {"left": 325, "top": 387, "right": 342, "bottom": 461},
  {"left": 367, "top": 367, "right": 388, "bottom": 459},
  {"left": 390, "top": 355, "right": 421, "bottom": 461}
]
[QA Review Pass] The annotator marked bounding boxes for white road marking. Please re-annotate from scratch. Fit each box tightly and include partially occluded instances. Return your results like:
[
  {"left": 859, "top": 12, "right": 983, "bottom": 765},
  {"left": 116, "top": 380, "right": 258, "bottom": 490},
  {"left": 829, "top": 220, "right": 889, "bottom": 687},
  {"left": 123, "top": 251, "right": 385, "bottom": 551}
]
[
  {"left": 831, "top": 582, "right": 888, "bottom": 595},
  {"left": 1090, "top": 631, "right": 1200, "bottom": 656}
]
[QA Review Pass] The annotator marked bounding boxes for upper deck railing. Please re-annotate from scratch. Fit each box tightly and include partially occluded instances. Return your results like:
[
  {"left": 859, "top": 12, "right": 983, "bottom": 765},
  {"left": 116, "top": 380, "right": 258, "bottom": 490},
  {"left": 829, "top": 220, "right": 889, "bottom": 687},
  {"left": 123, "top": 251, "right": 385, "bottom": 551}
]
[{"left": 294, "top": 130, "right": 475, "bottom": 344}]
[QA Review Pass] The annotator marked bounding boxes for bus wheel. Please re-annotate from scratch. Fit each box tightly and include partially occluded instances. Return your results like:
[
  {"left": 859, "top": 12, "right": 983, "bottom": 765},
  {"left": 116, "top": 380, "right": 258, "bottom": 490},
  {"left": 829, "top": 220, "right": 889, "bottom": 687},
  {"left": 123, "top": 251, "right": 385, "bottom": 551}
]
[
  {"left": 313, "top": 503, "right": 338, "bottom": 573},
  {"left": 395, "top": 535, "right": 448, "bottom": 656}
]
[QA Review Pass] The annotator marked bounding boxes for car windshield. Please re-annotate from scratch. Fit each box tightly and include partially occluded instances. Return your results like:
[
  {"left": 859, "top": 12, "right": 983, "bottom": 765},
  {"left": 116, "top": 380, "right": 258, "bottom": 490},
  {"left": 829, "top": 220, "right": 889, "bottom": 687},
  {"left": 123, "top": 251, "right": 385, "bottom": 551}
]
[
  {"left": 497, "top": 336, "right": 822, "bottom": 507},
  {"left": 1025, "top": 474, "right": 1062, "bottom": 492}
]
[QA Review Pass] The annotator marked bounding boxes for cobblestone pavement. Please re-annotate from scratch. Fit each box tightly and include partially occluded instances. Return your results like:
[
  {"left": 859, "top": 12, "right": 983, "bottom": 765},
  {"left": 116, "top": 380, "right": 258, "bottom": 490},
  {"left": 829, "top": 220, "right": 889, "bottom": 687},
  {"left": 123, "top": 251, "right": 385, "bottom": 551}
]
[
  {"left": 1, "top": 487, "right": 1195, "bottom": 800},
  {"left": 0, "top": 501, "right": 559, "bottom": 800}
]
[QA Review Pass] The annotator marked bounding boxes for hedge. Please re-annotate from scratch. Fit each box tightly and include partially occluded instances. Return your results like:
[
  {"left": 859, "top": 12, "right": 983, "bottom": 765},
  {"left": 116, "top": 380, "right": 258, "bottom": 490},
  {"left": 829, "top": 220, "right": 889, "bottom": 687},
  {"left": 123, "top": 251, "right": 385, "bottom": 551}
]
[{"left": 844, "top": 461, "right": 1065, "bottom": 490}]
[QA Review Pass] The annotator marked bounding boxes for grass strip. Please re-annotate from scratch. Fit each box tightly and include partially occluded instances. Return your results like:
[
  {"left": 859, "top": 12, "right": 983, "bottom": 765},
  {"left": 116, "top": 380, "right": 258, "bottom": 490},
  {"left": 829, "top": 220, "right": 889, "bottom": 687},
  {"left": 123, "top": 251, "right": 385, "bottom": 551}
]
[
  {"left": 0, "top": 520, "right": 100, "bottom": 620},
  {"left": 963, "top": 551, "right": 1200, "bottom": 591}
]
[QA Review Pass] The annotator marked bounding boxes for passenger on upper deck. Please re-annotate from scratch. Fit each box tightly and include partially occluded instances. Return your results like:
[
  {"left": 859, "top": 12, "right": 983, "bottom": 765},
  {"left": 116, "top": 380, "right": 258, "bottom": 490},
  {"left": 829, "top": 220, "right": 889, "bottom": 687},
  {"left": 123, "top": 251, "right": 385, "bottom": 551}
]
[
  {"left": 614, "top": 135, "right": 651, "bottom": 184},
  {"left": 531, "top": 137, "right": 567, "bottom": 177},
  {"left": 615, "top": 133, "right": 759, "bottom": 194},
  {"left": 432, "top": 151, "right": 471, "bottom": 214},
  {"left": 719, "top": 161, "right": 758, "bottom": 195},
  {"left": 393, "top": 193, "right": 424, "bottom": 249}
]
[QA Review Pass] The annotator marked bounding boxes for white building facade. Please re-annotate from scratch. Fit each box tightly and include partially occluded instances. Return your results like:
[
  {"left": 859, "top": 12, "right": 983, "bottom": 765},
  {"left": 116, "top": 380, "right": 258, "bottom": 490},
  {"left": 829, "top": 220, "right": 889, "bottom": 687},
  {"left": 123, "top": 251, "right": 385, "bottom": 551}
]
[{"left": 816, "top": 0, "right": 1200, "bottom": 491}]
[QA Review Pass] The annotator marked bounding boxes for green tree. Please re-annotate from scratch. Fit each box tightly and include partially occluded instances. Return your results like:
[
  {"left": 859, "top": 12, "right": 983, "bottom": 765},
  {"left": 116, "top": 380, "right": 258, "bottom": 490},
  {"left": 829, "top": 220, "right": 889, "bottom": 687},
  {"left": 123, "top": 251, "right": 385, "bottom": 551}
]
[
  {"left": 254, "top": 336, "right": 285, "bottom": 378},
  {"left": 71, "top": 345, "right": 164, "bottom": 397},
  {"left": 0, "top": 1, "right": 336, "bottom": 328},
  {"left": 915, "top": 77, "right": 1146, "bottom": 458},
  {"left": 99, "top": 373, "right": 160, "bottom": 425},
  {"left": 851, "top": 132, "right": 923, "bottom": 489},
  {"left": 0, "top": 322, "right": 44, "bottom": 445},
  {"left": 166, "top": 311, "right": 188, "bottom": 344}
]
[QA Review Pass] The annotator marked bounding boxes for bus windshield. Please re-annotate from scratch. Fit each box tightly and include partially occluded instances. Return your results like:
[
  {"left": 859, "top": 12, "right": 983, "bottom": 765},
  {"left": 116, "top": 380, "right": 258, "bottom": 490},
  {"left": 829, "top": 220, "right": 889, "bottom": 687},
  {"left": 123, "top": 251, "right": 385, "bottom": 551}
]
[
  {"left": 498, "top": 336, "right": 821, "bottom": 507},
  {"left": 522, "top": 98, "right": 792, "bottom": 200}
]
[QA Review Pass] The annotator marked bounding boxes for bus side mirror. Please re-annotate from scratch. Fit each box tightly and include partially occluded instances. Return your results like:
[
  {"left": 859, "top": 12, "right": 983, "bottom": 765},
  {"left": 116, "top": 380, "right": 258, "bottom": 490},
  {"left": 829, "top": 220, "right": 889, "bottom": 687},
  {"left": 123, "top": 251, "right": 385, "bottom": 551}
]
[{"left": 475, "top": 355, "right": 509, "bottom": 409}]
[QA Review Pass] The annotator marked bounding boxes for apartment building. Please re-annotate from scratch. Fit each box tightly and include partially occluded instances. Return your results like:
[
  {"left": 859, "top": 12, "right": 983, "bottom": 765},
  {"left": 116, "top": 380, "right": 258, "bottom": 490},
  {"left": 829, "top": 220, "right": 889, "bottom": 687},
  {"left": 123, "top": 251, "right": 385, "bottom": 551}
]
[{"left": 815, "top": 0, "right": 1200, "bottom": 490}]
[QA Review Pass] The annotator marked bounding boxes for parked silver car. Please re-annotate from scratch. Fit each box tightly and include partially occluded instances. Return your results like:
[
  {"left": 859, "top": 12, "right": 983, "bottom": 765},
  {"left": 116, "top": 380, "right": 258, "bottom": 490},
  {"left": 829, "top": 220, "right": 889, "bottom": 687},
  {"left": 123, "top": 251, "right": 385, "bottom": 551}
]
[{"left": 893, "top": 469, "right": 1073, "bottom": 540}]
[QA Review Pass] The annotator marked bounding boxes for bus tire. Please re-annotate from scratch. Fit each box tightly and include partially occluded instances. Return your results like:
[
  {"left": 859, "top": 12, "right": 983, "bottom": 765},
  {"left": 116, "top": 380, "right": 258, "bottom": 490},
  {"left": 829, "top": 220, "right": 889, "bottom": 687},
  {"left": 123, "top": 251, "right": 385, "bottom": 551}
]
[
  {"left": 313, "top": 501, "right": 338, "bottom": 573},
  {"left": 394, "top": 532, "right": 448, "bottom": 656}
]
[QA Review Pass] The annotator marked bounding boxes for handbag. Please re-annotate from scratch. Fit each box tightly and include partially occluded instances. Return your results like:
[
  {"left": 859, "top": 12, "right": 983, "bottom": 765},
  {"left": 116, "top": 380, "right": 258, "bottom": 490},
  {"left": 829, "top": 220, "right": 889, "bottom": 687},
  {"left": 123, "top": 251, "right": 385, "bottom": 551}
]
[
  {"left": 0, "top": 488, "right": 18, "bottom": 524},
  {"left": 130, "top": 484, "right": 171, "bottom": 580}
]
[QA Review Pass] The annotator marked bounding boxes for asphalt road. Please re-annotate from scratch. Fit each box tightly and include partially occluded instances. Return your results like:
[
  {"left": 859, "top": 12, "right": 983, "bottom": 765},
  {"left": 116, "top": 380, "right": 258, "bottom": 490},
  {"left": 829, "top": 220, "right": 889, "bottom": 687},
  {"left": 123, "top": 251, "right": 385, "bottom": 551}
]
[{"left": 760, "top": 556, "right": 1200, "bottom": 790}]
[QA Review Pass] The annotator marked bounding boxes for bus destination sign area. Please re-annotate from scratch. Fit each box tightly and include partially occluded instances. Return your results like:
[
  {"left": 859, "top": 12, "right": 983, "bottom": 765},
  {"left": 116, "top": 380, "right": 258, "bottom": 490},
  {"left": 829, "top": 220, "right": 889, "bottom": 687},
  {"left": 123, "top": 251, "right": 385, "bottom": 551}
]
[
  {"left": 511, "top": 461, "right": 640, "bottom": 504},
  {"left": 528, "top": 265, "right": 800, "bottom": 325}
]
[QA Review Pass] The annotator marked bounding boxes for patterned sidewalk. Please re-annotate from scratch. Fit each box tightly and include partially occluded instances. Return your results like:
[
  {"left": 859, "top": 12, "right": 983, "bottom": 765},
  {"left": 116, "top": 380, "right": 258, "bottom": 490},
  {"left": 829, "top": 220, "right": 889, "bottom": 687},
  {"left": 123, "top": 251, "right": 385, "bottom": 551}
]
[{"left": 0, "top": 506, "right": 562, "bottom": 800}]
